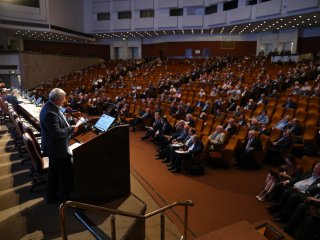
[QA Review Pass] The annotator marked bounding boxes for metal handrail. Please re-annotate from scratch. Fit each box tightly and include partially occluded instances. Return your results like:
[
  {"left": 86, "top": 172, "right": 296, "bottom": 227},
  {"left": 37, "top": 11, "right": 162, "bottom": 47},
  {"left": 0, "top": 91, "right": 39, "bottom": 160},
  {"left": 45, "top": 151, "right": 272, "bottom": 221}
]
[{"left": 59, "top": 199, "right": 194, "bottom": 240}]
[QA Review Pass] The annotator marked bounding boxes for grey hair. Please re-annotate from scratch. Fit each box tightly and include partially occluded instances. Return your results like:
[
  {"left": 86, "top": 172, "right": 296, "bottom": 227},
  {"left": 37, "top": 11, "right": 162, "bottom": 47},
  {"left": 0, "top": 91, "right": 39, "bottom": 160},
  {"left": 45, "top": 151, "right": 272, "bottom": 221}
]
[
  {"left": 49, "top": 88, "right": 66, "bottom": 101},
  {"left": 11, "top": 89, "right": 20, "bottom": 96}
]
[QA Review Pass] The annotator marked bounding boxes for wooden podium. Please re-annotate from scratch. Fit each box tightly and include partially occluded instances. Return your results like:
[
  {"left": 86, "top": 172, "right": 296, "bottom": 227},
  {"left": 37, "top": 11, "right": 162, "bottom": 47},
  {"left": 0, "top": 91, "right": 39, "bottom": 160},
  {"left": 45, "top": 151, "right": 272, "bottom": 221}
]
[{"left": 72, "top": 123, "right": 131, "bottom": 205}]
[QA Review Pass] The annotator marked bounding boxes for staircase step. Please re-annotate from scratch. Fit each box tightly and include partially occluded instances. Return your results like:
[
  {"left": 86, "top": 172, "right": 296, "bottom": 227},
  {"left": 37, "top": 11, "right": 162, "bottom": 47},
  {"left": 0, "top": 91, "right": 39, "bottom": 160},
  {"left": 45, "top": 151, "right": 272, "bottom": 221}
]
[
  {"left": 0, "top": 152, "right": 25, "bottom": 163},
  {"left": 0, "top": 160, "right": 28, "bottom": 175},
  {"left": 0, "top": 183, "right": 40, "bottom": 211},
  {"left": 0, "top": 198, "right": 45, "bottom": 240},
  {"left": 0, "top": 169, "right": 30, "bottom": 191}
]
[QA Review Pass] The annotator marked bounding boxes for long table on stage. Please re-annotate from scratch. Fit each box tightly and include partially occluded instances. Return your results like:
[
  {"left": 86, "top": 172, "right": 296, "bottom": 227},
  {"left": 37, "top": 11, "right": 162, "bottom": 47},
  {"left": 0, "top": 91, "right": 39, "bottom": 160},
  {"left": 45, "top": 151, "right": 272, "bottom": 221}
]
[
  {"left": 18, "top": 100, "right": 41, "bottom": 130},
  {"left": 18, "top": 100, "right": 131, "bottom": 205}
]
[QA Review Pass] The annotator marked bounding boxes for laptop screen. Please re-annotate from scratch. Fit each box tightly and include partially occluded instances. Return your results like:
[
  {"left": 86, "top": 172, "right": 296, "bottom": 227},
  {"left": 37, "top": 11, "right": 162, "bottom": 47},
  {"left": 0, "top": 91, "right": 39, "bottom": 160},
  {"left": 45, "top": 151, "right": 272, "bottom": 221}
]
[
  {"left": 94, "top": 114, "right": 115, "bottom": 132},
  {"left": 35, "top": 97, "right": 42, "bottom": 106}
]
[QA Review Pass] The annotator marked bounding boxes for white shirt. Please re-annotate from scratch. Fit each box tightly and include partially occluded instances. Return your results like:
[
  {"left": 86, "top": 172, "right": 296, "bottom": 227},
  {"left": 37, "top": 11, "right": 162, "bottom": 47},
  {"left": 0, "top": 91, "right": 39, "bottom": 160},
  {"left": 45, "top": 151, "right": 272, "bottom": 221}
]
[{"left": 294, "top": 175, "right": 319, "bottom": 193}]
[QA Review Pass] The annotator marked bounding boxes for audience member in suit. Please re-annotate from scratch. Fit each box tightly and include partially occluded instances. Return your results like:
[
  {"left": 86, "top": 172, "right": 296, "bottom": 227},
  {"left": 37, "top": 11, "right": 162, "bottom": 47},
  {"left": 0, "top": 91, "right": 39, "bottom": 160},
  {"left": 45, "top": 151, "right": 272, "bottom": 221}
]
[
  {"left": 208, "top": 125, "right": 227, "bottom": 151},
  {"left": 274, "top": 115, "right": 291, "bottom": 131},
  {"left": 184, "top": 103, "right": 194, "bottom": 115},
  {"left": 156, "top": 124, "right": 190, "bottom": 159},
  {"left": 162, "top": 128, "right": 196, "bottom": 164},
  {"left": 153, "top": 117, "right": 173, "bottom": 144},
  {"left": 223, "top": 118, "right": 237, "bottom": 137},
  {"left": 5, "top": 89, "right": 22, "bottom": 110},
  {"left": 282, "top": 97, "right": 297, "bottom": 109},
  {"left": 268, "top": 163, "right": 320, "bottom": 223},
  {"left": 285, "top": 118, "right": 303, "bottom": 143},
  {"left": 257, "top": 93, "right": 269, "bottom": 105},
  {"left": 202, "top": 100, "right": 211, "bottom": 113},
  {"left": 256, "top": 110, "right": 269, "bottom": 124},
  {"left": 130, "top": 107, "right": 152, "bottom": 131},
  {"left": 156, "top": 121, "right": 187, "bottom": 156},
  {"left": 236, "top": 130, "right": 263, "bottom": 168},
  {"left": 246, "top": 117, "right": 260, "bottom": 131},
  {"left": 243, "top": 98, "right": 257, "bottom": 111},
  {"left": 265, "top": 130, "right": 292, "bottom": 165},
  {"left": 40, "top": 88, "right": 78, "bottom": 204},
  {"left": 169, "top": 102, "right": 178, "bottom": 116},
  {"left": 283, "top": 199, "right": 320, "bottom": 238},
  {"left": 168, "top": 134, "right": 204, "bottom": 173},
  {"left": 141, "top": 112, "right": 162, "bottom": 140},
  {"left": 194, "top": 99, "right": 204, "bottom": 109},
  {"left": 240, "top": 86, "right": 251, "bottom": 105},
  {"left": 259, "top": 123, "right": 271, "bottom": 136},
  {"left": 233, "top": 106, "right": 243, "bottom": 118},
  {"left": 268, "top": 89, "right": 280, "bottom": 99},
  {"left": 237, "top": 114, "right": 247, "bottom": 126},
  {"left": 185, "top": 113, "right": 195, "bottom": 127}
]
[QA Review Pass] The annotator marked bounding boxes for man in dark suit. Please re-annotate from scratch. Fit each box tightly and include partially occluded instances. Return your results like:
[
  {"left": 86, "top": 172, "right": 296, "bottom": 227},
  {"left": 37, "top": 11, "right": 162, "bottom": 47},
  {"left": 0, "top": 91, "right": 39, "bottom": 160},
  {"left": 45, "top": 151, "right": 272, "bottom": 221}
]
[
  {"left": 236, "top": 130, "right": 263, "bottom": 168},
  {"left": 141, "top": 112, "right": 162, "bottom": 140},
  {"left": 153, "top": 116, "right": 172, "bottom": 144},
  {"left": 282, "top": 97, "right": 297, "bottom": 109},
  {"left": 268, "top": 163, "right": 320, "bottom": 223},
  {"left": 5, "top": 89, "right": 22, "bottom": 110},
  {"left": 130, "top": 107, "right": 152, "bottom": 131},
  {"left": 40, "top": 88, "right": 78, "bottom": 204},
  {"left": 168, "top": 134, "right": 204, "bottom": 173},
  {"left": 284, "top": 198, "right": 320, "bottom": 237},
  {"left": 265, "top": 130, "right": 292, "bottom": 164}
]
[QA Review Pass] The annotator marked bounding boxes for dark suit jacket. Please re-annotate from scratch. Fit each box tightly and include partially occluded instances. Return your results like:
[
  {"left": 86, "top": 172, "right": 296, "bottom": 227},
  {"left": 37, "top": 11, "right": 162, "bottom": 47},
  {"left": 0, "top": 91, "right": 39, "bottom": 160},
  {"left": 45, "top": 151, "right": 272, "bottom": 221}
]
[
  {"left": 274, "top": 136, "right": 292, "bottom": 149},
  {"left": 282, "top": 101, "right": 296, "bottom": 109},
  {"left": 162, "top": 122, "right": 172, "bottom": 134},
  {"left": 40, "top": 101, "right": 73, "bottom": 159},
  {"left": 6, "top": 94, "right": 22, "bottom": 109},
  {"left": 188, "top": 141, "right": 204, "bottom": 155},
  {"left": 223, "top": 123, "right": 237, "bottom": 136},
  {"left": 242, "top": 137, "right": 263, "bottom": 152}
]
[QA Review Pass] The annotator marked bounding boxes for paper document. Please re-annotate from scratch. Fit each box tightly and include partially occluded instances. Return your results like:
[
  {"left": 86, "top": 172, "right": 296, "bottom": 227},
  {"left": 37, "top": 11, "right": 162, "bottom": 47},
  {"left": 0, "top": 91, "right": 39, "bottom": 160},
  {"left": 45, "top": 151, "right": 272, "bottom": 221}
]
[
  {"left": 75, "top": 117, "right": 86, "bottom": 127},
  {"left": 68, "top": 142, "right": 82, "bottom": 155},
  {"left": 172, "top": 143, "right": 184, "bottom": 147},
  {"left": 175, "top": 150, "right": 188, "bottom": 154}
]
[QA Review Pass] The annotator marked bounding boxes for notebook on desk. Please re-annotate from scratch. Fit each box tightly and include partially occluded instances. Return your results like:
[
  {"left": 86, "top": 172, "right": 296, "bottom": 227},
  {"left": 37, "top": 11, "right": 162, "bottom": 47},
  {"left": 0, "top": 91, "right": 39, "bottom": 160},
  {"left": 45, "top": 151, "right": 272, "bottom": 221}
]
[{"left": 68, "top": 142, "right": 82, "bottom": 159}]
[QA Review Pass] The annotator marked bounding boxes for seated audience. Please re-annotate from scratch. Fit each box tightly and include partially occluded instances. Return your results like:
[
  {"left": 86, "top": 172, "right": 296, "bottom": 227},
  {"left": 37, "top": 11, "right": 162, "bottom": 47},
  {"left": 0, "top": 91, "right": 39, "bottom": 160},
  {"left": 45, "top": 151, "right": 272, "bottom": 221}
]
[
  {"left": 130, "top": 107, "right": 152, "bottom": 131},
  {"left": 168, "top": 134, "right": 204, "bottom": 173}
]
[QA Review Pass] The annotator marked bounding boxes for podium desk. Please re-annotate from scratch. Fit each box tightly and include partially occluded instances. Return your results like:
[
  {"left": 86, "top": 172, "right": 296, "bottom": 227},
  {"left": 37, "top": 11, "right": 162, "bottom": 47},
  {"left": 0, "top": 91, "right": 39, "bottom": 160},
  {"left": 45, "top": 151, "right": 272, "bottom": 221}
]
[{"left": 72, "top": 124, "right": 131, "bottom": 205}]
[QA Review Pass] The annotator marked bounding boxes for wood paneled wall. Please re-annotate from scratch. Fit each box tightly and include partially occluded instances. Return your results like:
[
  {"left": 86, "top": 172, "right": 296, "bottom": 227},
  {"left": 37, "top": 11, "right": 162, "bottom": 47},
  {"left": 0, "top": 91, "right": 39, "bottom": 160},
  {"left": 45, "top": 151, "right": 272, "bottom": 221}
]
[
  {"left": 298, "top": 37, "right": 320, "bottom": 55},
  {"left": 23, "top": 40, "right": 110, "bottom": 59},
  {"left": 142, "top": 41, "right": 257, "bottom": 58}
]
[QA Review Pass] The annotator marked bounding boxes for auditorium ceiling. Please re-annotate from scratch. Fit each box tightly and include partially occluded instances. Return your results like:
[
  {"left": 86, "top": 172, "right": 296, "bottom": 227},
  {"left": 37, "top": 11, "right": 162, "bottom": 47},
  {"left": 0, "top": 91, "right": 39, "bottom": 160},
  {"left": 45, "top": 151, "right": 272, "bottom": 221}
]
[{"left": 1, "top": 11, "right": 320, "bottom": 43}]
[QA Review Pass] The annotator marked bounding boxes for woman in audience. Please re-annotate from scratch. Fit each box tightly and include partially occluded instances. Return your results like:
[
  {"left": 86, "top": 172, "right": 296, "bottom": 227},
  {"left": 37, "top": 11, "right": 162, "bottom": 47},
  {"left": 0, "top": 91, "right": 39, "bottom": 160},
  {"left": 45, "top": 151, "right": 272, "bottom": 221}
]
[{"left": 256, "top": 155, "right": 300, "bottom": 201}]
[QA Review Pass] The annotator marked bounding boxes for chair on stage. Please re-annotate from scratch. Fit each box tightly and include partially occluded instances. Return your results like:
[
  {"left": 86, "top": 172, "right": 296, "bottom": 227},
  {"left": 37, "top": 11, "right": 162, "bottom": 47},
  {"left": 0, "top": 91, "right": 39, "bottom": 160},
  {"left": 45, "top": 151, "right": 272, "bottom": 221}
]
[{"left": 22, "top": 133, "right": 49, "bottom": 192}]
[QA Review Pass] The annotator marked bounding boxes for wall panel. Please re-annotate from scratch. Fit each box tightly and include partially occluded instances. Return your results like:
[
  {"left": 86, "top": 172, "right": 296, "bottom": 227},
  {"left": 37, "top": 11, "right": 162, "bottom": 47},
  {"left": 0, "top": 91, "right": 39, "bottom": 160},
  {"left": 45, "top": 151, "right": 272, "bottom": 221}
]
[
  {"left": 142, "top": 41, "right": 256, "bottom": 57},
  {"left": 158, "top": 0, "right": 178, "bottom": 8},
  {"left": 256, "top": 0, "right": 282, "bottom": 18},
  {"left": 286, "top": 0, "right": 319, "bottom": 13}
]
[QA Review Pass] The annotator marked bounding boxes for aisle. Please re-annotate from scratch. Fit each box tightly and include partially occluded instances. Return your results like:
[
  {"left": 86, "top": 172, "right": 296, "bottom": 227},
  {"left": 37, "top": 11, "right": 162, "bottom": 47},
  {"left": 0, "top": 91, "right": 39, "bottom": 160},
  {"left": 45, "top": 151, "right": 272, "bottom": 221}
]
[{"left": 129, "top": 131, "right": 273, "bottom": 238}]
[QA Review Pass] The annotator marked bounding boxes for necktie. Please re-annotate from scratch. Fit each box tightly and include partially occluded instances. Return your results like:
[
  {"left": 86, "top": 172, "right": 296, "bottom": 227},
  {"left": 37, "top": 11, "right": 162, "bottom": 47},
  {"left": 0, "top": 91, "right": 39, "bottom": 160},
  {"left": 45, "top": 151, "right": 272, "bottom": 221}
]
[
  {"left": 246, "top": 138, "right": 252, "bottom": 151},
  {"left": 59, "top": 110, "right": 70, "bottom": 127}
]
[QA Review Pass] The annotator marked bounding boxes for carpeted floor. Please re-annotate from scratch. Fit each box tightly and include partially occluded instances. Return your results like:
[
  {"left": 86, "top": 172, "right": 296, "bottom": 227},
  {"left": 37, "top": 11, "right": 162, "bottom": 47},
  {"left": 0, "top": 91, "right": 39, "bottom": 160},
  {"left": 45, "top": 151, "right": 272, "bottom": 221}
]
[{"left": 129, "top": 130, "right": 274, "bottom": 238}]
